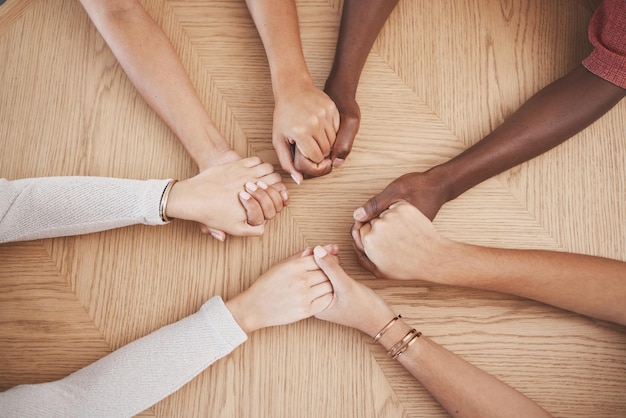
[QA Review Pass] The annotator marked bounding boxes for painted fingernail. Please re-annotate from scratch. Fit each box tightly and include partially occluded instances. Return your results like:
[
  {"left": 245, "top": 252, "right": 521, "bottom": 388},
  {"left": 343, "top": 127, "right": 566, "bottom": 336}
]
[
  {"left": 239, "top": 191, "right": 251, "bottom": 200},
  {"left": 245, "top": 182, "right": 258, "bottom": 192},
  {"left": 280, "top": 190, "right": 289, "bottom": 201},
  {"left": 257, "top": 181, "right": 268, "bottom": 190},
  {"left": 314, "top": 246, "right": 328, "bottom": 258},
  {"left": 333, "top": 158, "right": 345, "bottom": 168},
  {"left": 353, "top": 207, "right": 366, "bottom": 221},
  {"left": 290, "top": 173, "right": 302, "bottom": 185},
  {"left": 210, "top": 231, "right": 225, "bottom": 241}
]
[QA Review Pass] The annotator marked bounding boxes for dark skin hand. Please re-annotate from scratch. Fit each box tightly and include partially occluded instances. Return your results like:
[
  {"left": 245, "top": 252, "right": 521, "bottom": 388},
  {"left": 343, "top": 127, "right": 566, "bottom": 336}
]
[
  {"left": 353, "top": 65, "right": 625, "bottom": 271},
  {"left": 355, "top": 65, "right": 625, "bottom": 221},
  {"left": 294, "top": 0, "right": 400, "bottom": 178}
]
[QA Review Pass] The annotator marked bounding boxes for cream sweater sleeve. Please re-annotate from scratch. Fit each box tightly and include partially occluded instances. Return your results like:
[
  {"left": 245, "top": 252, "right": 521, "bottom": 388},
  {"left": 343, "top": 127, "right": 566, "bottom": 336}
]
[
  {"left": 0, "top": 177, "right": 171, "bottom": 244},
  {"left": 0, "top": 296, "right": 248, "bottom": 418}
]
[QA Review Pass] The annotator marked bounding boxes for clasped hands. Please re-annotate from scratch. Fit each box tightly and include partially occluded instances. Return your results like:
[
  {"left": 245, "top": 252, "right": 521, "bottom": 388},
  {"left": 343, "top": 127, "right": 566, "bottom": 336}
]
[
  {"left": 226, "top": 195, "right": 446, "bottom": 337},
  {"left": 272, "top": 81, "right": 360, "bottom": 181}
]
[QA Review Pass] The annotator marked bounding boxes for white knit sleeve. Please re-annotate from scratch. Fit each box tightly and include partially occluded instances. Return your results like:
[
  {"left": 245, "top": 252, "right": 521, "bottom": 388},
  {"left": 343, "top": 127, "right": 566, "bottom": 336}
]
[
  {"left": 0, "top": 296, "right": 248, "bottom": 418},
  {"left": 0, "top": 177, "right": 171, "bottom": 243}
]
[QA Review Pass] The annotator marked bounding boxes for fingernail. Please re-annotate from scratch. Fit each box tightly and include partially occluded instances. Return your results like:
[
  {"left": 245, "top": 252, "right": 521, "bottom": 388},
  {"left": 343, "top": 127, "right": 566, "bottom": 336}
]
[
  {"left": 290, "top": 173, "right": 302, "bottom": 185},
  {"left": 280, "top": 190, "right": 289, "bottom": 201},
  {"left": 314, "top": 246, "right": 328, "bottom": 258},
  {"left": 353, "top": 207, "right": 366, "bottom": 221},
  {"left": 257, "top": 181, "right": 268, "bottom": 190},
  {"left": 210, "top": 231, "right": 225, "bottom": 241},
  {"left": 333, "top": 158, "right": 345, "bottom": 168},
  {"left": 239, "top": 191, "right": 251, "bottom": 200},
  {"left": 245, "top": 182, "right": 257, "bottom": 192}
]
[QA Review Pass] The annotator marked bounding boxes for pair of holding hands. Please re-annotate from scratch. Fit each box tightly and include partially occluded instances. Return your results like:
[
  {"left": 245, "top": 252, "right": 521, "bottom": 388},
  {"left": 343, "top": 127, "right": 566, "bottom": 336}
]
[
  {"left": 165, "top": 144, "right": 440, "bottom": 283},
  {"left": 165, "top": 154, "right": 290, "bottom": 241},
  {"left": 273, "top": 81, "right": 361, "bottom": 182},
  {"left": 225, "top": 200, "right": 442, "bottom": 336},
  {"left": 226, "top": 244, "right": 396, "bottom": 338}
]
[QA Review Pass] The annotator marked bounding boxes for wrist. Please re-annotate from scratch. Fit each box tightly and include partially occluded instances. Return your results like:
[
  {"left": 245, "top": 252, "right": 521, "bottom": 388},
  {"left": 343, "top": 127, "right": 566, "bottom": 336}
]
[
  {"left": 163, "top": 179, "right": 187, "bottom": 221},
  {"left": 272, "top": 69, "right": 314, "bottom": 99},
  {"left": 376, "top": 318, "right": 414, "bottom": 352},
  {"left": 159, "top": 179, "right": 178, "bottom": 222},
  {"left": 424, "top": 164, "right": 456, "bottom": 204},
  {"left": 195, "top": 128, "right": 234, "bottom": 170},
  {"left": 360, "top": 302, "right": 397, "bottom": 338},
  {"left": 225, "top": 293, "right": 257, "bottom": 334}
]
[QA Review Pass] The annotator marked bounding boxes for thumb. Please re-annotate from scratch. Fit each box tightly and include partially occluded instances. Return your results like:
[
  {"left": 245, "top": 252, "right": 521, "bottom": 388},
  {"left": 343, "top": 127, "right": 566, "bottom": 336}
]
[
  {"left": 313, "top": 246, "right": 347, "bottom": 289},
  {"left": 353, "top": 192, "right": 393, "bottom": 223},
  {"left": 274, "top": 138, "right": 303, "bottom": 185},
  {"left": 330, "top": 115, "right": 359, "bottom": 168}
]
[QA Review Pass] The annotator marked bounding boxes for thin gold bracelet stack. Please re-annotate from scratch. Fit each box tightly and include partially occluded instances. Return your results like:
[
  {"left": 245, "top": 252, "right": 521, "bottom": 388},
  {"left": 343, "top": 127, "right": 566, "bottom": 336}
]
[
  {"left": 159, "top": 179, "right": 178, "bottom": 223},
  {"left": 388, "top": 329, "right": 422, "bottom": 359},
  {"left": 372, "top": 314, "right": 422, "bottom": 360}
]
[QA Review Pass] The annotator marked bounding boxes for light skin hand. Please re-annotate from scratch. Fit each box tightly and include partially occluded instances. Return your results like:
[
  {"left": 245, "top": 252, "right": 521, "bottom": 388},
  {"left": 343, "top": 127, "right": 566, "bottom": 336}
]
[
  {"left": 225, "top": 245, "right": 339, "bottom": 333},
  {"left": 312, "top": 245, "right": 552, "bottom": 417},
  {"left": 312, "top": 246, "right": 396, "bottom": 337},
  {"left": 352, "top": 201, "right": 449, "bottom": 281},
  {"left": 165, "top": 157, "right": 289, "bottom": 240},
  {"left": 273, "top": 82, "right": 340, "bottom": 183}
]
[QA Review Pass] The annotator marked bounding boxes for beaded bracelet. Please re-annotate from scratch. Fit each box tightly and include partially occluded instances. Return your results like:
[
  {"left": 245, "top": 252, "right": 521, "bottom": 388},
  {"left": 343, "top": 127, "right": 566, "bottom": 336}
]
[
  {"left": 373, "top": 315, "right": 401, "bottom": 343},
  {"left": 159, "top": 179, "right": 178, "bottom": 223},
  {"left": 391, "top": 331, "right": 422, "bottom": 359}
]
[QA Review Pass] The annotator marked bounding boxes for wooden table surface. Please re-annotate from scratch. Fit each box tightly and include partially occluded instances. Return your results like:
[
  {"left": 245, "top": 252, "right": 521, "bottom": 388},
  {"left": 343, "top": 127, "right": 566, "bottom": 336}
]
[{"left": 1, "top": 0, "right": 624, "bottom": 416}]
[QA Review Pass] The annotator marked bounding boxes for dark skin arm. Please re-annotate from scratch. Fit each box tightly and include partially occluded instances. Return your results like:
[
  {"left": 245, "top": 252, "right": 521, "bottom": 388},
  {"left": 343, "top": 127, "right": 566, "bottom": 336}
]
[
  {"left": 295, "top": 0, "right": 400, "bottom": 177},
  {"left": 353, "top": 65, "right": 626, "bottom": 222}
]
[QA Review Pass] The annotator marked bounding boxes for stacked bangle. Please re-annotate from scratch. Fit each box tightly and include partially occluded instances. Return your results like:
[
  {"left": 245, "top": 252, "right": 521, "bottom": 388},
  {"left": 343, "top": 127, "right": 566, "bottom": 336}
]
[
  {"left": 388, "top": 328, "right": 422, "bottom": 359},
  {"left": 159, "top": 179, "right": 178, "bottom": 223},
  {"left": 373, "top": 315, "right": 401, "bottom": 343},
  {"left": 372, "top": 314, "right": 422, "bottom": 359}
]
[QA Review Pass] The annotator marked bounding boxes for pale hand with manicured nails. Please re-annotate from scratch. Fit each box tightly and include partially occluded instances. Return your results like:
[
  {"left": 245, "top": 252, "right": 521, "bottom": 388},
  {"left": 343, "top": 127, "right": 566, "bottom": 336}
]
[
  {"left": 225, "top": 246, "right": 338, "bottom": 333},
  {"left": 272, "top": 82, "right": 340, "bottom": 184},
  {"left": 313, "top": 245, "right": 396, "bottom": 337},
  {"left": 164, "top": 157, "right": 288, "bottom": 239}
]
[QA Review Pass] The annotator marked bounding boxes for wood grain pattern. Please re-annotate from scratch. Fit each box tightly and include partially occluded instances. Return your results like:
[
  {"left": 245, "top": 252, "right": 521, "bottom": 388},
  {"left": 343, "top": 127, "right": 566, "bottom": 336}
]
[{"left": 1, "top": 0, "right": 624, "bottom": 416}]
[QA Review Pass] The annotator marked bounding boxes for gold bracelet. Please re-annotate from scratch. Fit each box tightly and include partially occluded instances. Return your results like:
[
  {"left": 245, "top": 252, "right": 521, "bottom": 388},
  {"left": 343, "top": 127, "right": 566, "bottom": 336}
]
[
  {"left": 391, "top": 331, "right": 422, "bottom": 359},
  {"left": 373, "top": 315, "right": 401, "bottom": 343},
  {"left": 159, "top": 179, "right": 178, "bottom": 222},
  {"left": 388, "top": 329, "right": 418, "bottom": 358}
]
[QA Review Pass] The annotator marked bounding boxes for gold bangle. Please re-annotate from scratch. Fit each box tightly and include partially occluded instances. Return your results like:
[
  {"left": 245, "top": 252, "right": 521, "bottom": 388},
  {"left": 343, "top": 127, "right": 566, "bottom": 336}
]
[
  {"left": 373, "top": 315, "right": 401, "bottom": 343},
  {"left": 392, "top": 331, "right": 422, "bottom": 359},
  {"left": 159, "top": 179, "right": 178, "bottom": 222},
  {"left": 388, "top": 329, "right": 418, "bottom": 358}
]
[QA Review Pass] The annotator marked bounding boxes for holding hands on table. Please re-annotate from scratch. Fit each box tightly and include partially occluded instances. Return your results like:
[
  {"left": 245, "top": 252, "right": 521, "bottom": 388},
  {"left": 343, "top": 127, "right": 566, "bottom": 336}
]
[
  {"left": 351, "top": 200, "right": 626, "bottom": 326},
  {"left": 167, "top": 156, "right": 289, "bottom": 241}
]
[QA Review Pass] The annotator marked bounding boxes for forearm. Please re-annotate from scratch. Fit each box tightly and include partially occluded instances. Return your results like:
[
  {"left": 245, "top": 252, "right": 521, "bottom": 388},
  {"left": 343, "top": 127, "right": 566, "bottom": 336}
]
[
  {"left": 0, "top": 177, "right": 168, "bottom": 243},
  {"left": 244, "top": 0, "right": 312, "bottom": 95},
  {"left": 376, "top": 318, "right": 551, "bottom": 418},
  {"left": 0, "top": 297, "right": 246, "bottom": 417},
  {"left": 433, "top": 65, "right": 626, "bottom": 202},
  {"left": 437, "top": 240, "right": 626, "bottom": 325},
  {"left": 327, "top": 0, "right": 400, "bottom": 95},
  {"left": 80, "top": 0, "right": 231, "bottom": 169}
]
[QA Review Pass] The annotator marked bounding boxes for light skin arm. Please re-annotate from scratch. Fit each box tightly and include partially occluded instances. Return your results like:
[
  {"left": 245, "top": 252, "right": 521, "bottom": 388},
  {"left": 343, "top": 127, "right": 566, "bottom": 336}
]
[
  {"left": 244, "top": 0, "right": 340, "bottom": 183},
  {"left": 79, "top": 0, "right": 234, "bottom": 170},
  {"left": 354, "top": 65, "right": 626, "bottom": 222},
  {"left": 313, "top": 246, "right": 551, "bottom": 418},
  {"left": 354, "top": 202, "right": 626, "bottom": 326}
]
